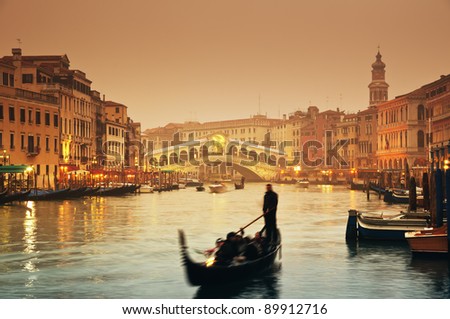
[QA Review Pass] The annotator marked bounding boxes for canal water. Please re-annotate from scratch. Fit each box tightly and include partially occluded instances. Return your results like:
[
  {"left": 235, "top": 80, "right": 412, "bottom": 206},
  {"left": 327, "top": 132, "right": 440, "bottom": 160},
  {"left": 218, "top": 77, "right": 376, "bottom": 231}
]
[{"left": 0, "top": 184, "right": 449, "bottom": 299}]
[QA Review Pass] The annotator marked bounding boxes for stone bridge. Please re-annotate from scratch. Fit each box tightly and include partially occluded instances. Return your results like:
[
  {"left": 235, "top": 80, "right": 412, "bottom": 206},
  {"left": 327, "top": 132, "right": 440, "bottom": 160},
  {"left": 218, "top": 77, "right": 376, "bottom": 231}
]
[{"left": 145, "top": 134, "right": 289, "bottom": 182}]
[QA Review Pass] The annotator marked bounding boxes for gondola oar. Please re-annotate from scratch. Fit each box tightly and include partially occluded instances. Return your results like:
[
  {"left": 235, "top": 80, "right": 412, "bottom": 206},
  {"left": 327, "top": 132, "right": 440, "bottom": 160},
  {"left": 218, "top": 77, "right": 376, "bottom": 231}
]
[
  {"left": 194, "top": 211, "right": 270, "bottom": 255},
  {"left": 234, "top": 209, "right": 272, "bottom": 234}
]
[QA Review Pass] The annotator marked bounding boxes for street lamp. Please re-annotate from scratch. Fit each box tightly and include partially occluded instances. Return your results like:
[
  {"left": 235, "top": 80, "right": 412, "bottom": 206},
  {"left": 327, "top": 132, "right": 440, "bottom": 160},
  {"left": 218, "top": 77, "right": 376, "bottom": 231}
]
[{"left": 1, "top": 150, "right": 11, "bottom": 165}]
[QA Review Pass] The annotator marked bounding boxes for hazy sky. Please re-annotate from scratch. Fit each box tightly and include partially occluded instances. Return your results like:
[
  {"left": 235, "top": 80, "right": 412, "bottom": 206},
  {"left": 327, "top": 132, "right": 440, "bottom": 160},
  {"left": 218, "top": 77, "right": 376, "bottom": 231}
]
[{"left": 1, "top": 0, "right": 449, "bottom": 129}]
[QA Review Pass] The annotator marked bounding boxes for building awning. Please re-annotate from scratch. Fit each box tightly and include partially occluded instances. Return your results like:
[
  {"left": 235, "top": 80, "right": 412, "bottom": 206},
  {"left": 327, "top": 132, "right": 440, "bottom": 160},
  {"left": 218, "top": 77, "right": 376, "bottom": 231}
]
[{"left": 0, "top": 165, "right": 31, "bottom": 173}]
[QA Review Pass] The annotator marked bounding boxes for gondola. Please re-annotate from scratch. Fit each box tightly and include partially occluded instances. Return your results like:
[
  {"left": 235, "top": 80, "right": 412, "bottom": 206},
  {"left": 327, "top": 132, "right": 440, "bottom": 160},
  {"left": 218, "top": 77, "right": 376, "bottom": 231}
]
[
  {"left": 96, "top": 186, "right": 131, "bottom": 196},
  {"left": 26, "top": 188, "right": 71, "bottom": 201},
  {"left": 64, "top": 187, "right": 88, "bottom": 199},
  {"left": 234, "top": 183, "right": 244, "bottom": 190},
  {"left": 196, "top": 186, "right": 205, "bottom": 192},
  {"left": 369, "top": 183, "right": 386, "bottom": 194},
  {"left": 82, "top": 186, "right": 101, "bottom": 196},
  {"left": 178, "top": 230, "right": 281, "bottom": 286},
  {"left": 0, "top": 189, "right": 8, "bottom": 198},
  {"left": 0, "top": 189, "right": 31, "bottom": 205}
]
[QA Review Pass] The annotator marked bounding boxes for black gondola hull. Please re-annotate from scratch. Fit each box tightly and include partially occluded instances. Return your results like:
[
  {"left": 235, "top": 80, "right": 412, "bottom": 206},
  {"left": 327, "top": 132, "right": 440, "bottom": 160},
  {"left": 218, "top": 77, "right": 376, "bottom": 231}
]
[{"left": 179, "top": 230, "right": 281, "bottom": 286}]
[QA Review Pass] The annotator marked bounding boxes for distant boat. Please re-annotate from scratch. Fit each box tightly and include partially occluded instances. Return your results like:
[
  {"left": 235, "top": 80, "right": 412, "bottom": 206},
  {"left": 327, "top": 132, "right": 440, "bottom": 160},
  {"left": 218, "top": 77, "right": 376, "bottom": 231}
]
[
  {"left": 183, "top": 179, "right": 203, "bottom": 187},
  {"left": 296, "top": 179, "right": 309, "bottom": 188},
  {"left": 209, "top": 183, "right": 227, "bottom": 194},
  {"left": 234, "top": 183, "right": 244, "bottom": 190},
  {"left": 139, "top": 185, "right": 154, "bottom": 193},
  {"left": 196, "top": 186, "right": 205, "bottom": 192},
  {"left": 405, "top": 226, "right": 448, "bottom": 254},
  {"left": 352, "top": 210, "right": 430, "bottom": 240}
]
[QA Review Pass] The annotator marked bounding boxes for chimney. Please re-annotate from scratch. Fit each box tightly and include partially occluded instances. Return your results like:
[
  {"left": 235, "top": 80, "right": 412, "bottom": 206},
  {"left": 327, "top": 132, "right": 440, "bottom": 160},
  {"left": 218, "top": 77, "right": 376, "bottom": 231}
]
[
  {"left": 103, "top": 94, "right": 105, "bottom": 101},
  {"left": 12, "top": 48, "right": 22, "bottom": 60},
  {"left": 283, "top": 114, "right": 287, "bottom": 120}
]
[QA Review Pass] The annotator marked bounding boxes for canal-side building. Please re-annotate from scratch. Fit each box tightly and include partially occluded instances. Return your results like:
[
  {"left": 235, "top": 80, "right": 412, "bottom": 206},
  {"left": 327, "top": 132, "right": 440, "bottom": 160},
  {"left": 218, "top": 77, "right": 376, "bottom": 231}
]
[
  {"left": 356, "top": 106, "right": 377, "bottom": 169},
  {"left": 104, "top": 101, "right": 128, "bottom": 170},
  {"left": 376, "top": 88, "right": 428, "bottom": 170},
  {"left": 0, "top": 57, "right": 60, "bottom": 185},
  {"left": 425, "top": 74, "right": 450, "bottom": 149},
  {"left": 335, "top": 113, "right": 359, "bottom": 169},
  {"left": 1, "top": 48, "right": 95, "bottom": 171}
]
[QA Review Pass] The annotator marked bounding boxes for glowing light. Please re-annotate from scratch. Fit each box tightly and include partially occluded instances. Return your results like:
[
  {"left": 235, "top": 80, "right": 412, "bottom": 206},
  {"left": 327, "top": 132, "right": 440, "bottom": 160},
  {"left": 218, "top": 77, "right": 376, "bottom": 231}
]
[
  {"left": 294, "top": 165, "right": 301, "bottom": 172},
  {"left": 205, "top": 257, "right": 215, "bottom": 267},
  {"left": 25, "top": 166, "right": 34, "bottom": 173}
]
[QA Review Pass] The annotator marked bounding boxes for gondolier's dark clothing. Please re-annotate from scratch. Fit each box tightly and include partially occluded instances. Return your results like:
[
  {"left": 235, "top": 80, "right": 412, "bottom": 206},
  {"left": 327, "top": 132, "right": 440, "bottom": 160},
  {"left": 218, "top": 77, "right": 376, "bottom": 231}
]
[{"left": 262, "top": 190, "right": 278, "bottom": 243}]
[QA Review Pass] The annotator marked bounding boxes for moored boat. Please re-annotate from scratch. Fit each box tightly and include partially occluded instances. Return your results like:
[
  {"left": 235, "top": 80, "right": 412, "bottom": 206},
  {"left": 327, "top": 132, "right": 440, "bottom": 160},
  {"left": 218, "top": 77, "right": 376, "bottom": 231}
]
[
  {"left": 369, "top": 183, "right": 386, "bottom": 194},
  {"left": 405, "top": 226, "right": 448, "bottom": 254},
  {"left": 64, "top": 187, "right": 88, "bottom": 199},
  {"left": 209, "top": 183, "right": 227, "bottom": 194},
  {"left": 348, "top": 209, "right": 430, "bottom": 240},
  {"left": 384, "top": 190, "right": 424, "bottom": 205},
  {"left": 296, "top": 179, "right": 309, "bottom": 189},
  {"left": 139, "top": 185, "right": 154, "bottom": 193},
  {"left": 96, "top": 186, "right": 131, "bottom": 197},
  {"left": 82, "top": 186, "right": 101, "bottom": 196},
  {"left": 196, "top": 186, "right": 205, "bottom": 192},
  {"left": 178, "top": 230, "right": 281, "bottom": 286},
  {"left": 183, "top": 179, "right": 203, "bottom": 187},
  {"left": 26, "top": 188, "right": 70, "bottom": 201},
  {"left": 0, "top": 189, "right": 31, "bottom": 205}
]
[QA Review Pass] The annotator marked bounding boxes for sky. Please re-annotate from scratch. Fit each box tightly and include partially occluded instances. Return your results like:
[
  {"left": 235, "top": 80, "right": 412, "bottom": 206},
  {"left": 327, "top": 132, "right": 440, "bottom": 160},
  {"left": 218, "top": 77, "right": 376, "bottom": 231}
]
[{"left": 1, "top": 0, "right": 449, "bottom": 130}]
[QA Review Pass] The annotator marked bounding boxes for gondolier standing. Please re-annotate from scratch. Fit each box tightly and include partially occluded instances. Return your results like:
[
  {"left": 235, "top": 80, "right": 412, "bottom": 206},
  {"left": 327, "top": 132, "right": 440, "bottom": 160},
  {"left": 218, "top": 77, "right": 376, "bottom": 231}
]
[{"left": 261, "top": 183, "right": 278, "bottom": 243}]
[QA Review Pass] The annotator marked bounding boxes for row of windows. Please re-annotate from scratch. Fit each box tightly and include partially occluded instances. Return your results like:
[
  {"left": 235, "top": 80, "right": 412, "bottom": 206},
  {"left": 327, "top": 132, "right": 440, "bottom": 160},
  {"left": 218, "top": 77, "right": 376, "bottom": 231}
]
[
  {"left": 108, "top": 126, "right": 124, "bottom": 137},
  {"left": 73, "top": 80, "right": 91, "bottom": 95},
  {"left": 0, "top": 131, "right": 57, "bottom": 153},
  {"left": 0, "top": 104, "right": 58, "bottom": 127},
  {"left": 426, "top": 85, "right": 447, "bottom": 98}
]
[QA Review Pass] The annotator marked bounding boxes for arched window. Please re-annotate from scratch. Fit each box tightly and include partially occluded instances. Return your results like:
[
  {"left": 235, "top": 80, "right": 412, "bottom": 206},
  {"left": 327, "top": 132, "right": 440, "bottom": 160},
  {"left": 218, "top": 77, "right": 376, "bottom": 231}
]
[{"left": 417, "top": 130, "right": 425, "bottom": 148}]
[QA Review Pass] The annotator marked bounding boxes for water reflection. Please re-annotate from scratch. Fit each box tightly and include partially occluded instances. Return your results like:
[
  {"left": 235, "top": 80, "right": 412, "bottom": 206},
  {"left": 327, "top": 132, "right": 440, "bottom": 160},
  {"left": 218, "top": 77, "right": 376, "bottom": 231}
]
[
  {"left": 0, "top": 184, "right": 449, "bottom": 298},
  {"left": 194, "top": 271, "right": 280, "bottom": 299}
]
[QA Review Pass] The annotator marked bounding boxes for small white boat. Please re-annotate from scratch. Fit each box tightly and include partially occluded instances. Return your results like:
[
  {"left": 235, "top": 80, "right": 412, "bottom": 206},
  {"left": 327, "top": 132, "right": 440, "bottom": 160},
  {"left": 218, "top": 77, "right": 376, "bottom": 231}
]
[
  {"left": 209, "top": 183, "right": 227, "bottom": 194},
  {"left": 139, "top": 185, "right": 154, "bottom": 193},
  {"left": 178, "top": 183, "right": 186, "bottom": 189},
  {"left": 296, "top": 179, "right": 309, "bottom": 188}
]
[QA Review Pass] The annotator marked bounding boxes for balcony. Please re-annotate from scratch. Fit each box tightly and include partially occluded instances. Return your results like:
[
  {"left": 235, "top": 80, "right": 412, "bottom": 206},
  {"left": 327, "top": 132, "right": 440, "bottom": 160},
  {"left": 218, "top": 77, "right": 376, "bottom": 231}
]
[
  {"left": 26, "top": 146, "right": 40, "bottom": 157},
  {"left": 16, "top": 88, "right": 58, "bottom": 105}
]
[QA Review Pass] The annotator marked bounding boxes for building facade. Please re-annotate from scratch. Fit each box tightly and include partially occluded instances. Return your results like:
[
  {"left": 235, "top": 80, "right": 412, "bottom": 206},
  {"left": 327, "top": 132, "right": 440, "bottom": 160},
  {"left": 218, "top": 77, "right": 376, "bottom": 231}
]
[{"left": 0, "top": 58, "right": 60, "bottom": 185}]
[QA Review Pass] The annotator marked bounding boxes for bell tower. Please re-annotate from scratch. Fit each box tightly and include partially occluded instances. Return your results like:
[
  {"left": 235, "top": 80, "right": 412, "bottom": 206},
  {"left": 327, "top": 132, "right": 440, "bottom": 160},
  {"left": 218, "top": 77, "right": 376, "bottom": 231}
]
[{"left": 368, "top": 48, "right": 389, "bottom": 107}]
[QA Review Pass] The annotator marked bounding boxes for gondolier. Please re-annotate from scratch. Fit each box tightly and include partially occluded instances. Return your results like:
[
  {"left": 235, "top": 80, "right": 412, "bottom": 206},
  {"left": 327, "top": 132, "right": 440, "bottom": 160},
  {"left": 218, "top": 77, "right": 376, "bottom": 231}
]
[{"left": 261, "top": 184, "right": 278, "bottom": 243}]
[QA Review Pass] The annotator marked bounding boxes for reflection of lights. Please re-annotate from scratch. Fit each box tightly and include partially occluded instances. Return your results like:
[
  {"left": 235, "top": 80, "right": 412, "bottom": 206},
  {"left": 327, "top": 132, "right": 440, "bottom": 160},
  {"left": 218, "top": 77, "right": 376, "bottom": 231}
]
[
  {"left": 23, "top": 206, "right": 39, "bottom": 273},
  {"left": 205, "top": 257, "right": 215, "bottom": 267}
]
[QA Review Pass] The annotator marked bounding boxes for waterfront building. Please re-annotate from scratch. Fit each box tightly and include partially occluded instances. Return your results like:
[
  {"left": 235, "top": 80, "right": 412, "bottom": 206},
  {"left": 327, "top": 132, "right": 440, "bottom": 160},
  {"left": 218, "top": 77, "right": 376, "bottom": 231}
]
[
  {"left": 1, "top": 48, "right": 95, "bottom": 172},
  {"left": 0, "top": 56, "right": 59, "bottom": 186},
  {"left": 104, "top": 101, "right": 128, "bottom": 170},
  {"left": 376, "top": 87, "right": 427, "bottom": 170},
  {"left": 356, "top": 107, "right": 377, "bottom": 169},
  {"left": 425, "top": 74, "right": 450, "bottom": 149},
  {"left": 335, "top": 113, "right": 358, "bottom": 169}
]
